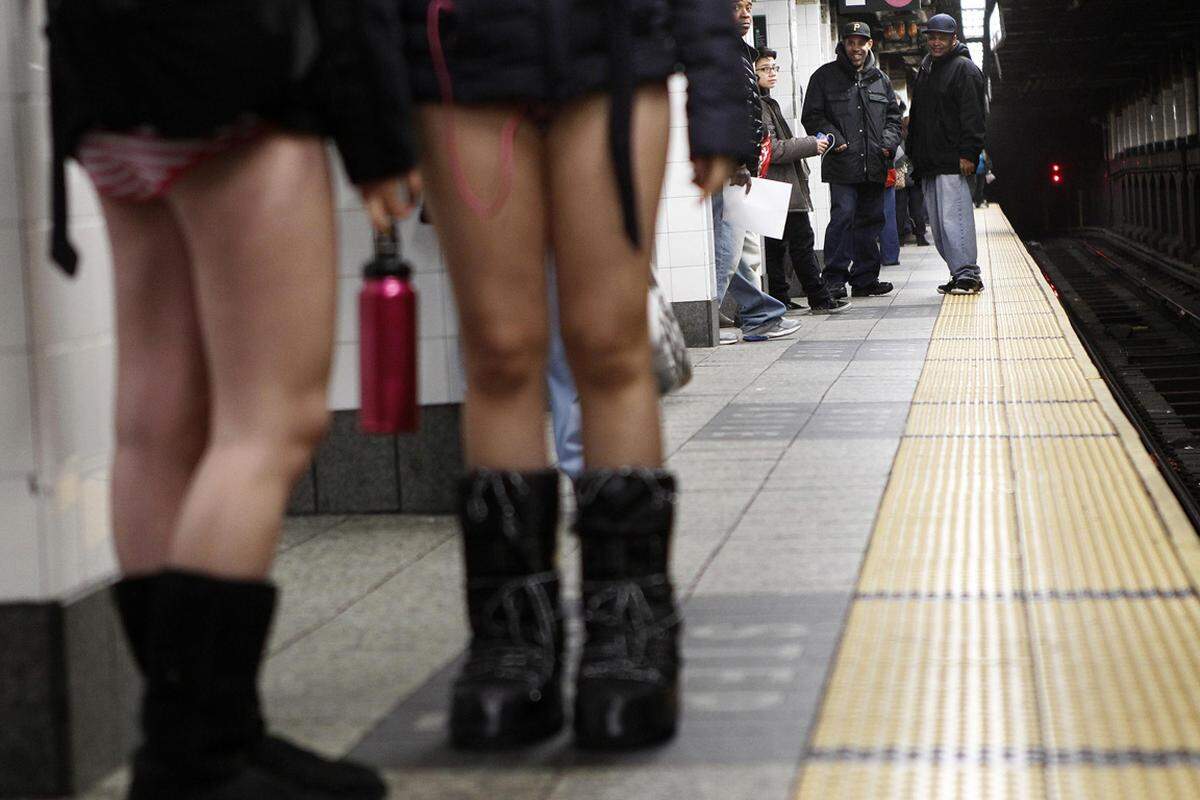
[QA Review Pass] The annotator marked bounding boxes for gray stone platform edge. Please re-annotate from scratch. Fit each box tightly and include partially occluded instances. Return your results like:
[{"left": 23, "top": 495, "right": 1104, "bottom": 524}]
[
  {"left": 0, "top": 589, "right": 138, "bottom": 798},
  {"left": 288, "top": 403, "right": 464, "bottom": 516}
]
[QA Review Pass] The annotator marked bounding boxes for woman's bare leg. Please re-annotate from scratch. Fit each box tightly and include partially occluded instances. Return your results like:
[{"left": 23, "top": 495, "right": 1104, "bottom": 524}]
[
  {"left": 103, "top": 198, "right": 209, "bottom": 575},
  {"left": 164, "top": 133, "right": 336, "bottom": 580},
  {"left": 417, "top": 106, "right": 551, "bottom": 469},
  {"left": 548, "top": 86, "right": 669, "bottom": 468}
]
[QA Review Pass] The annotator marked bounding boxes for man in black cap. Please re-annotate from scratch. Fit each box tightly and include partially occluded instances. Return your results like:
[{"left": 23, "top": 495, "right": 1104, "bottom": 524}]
[
  {"left": 908, "top": 12, "right": 987, "bottom": 294},
  {"left": 801, "top": 21, "right": 902, "bottom": 300}
]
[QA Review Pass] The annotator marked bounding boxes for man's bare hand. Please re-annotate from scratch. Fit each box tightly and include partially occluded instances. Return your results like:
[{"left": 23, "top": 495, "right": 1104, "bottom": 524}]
[
  {"left": 815, "top": 138, "right": 830, "bottom": 155},
  {"left": 834, "top": 144, "right": 848, "bottom": 153},
  {"left": 692, "top": 155, "right": 737, "bottom": 197},
  {"left": 360, "top": 171, "right": 423, "bottom": 232},
  {"left": 730, "top": 165, "right": 753, "bottom": 194},
  {"left": 960, "top": 158, "right": 976, "bottom": 176}
]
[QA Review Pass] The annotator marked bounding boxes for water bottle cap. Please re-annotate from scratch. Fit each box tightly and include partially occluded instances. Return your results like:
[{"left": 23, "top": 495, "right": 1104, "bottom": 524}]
[{"left": 364, "top": 222, "right": 412, "bottom": 279}]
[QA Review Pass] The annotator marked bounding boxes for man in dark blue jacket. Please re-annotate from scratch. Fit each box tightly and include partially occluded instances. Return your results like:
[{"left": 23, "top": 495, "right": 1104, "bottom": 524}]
[
  {"left": 908, "top": 13, "right": 987, "bottom": 294},
  {"left": 802, "top": 21, "right": 901, "bottom": 299}
]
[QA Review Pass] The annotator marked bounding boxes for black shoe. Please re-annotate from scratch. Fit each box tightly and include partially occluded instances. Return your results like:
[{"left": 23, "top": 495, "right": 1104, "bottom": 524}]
[
  {"left": 115, "top": 577, "right": 385, "bottom": 799},
  {"left": 950, "top": 276, "right": 984, "bottom": 294},
  {"left": 936, "top": 279, "right": 956, "bottom": 295},
  {"left": 851, "top": 281, "right": 894, "bottom": 297},
  {"left": 915, "top": 235, "right": 931, "bottom": 246},
  {"left": 881, "top": 261, "right": 901, "bottom": 267},
  {"left": 827, "top": 284, "right": 848, "bottom": 300},
  {"left": 718, "top": 313, "right": 736, "bottom": 328},
  {"left": 573, "top": 469, "right": 681, "bottom": 750},
  {"left": 128, "top": 571, "right": 385, "bottom": 800},
  {"left": 783, "top": 300, "right": 805, "bottom": 311},
  {"left": 451, "top": 470, "right": 564, "bottom": 749},
  {"left": 809, "top": 297, "right": 852, "bottom": 315}
]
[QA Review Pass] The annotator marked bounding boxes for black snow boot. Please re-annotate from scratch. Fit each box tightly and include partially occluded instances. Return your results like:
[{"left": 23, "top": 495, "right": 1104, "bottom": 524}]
[
  {"left": 450, "top": 469, "right": 565, "bottom": 748},
  {"left": 125, "top": 571, "right": 384, "bottom": 800},
  {"left": 573, "top": 469, "right": 682, "bottom": 749}
]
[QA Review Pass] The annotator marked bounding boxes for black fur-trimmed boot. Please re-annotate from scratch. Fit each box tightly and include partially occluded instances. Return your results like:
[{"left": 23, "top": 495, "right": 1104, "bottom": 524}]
[
  {"left": 573, "top": 469, "right": 681, "bottom": 749},
  {"left": 450, "top": 469, "right": 565, "bottom": 749},
  {"left": 124, "top": 571, "right": 384, "bottom": 800}
]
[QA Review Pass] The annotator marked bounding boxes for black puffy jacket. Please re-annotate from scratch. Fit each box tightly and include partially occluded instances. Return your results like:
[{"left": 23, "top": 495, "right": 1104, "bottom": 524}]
[
  {"left": 800, "top": 46, "right": 901, "bottom": 185},
  {"left": 47, "top": 0, "right": 415, "bottom": 273},
  {"left": 402, "top": 0, "right": 748, "bottom": 166},
  {"left": 908, "top": 42, "right": 986, "bottom": 179}
]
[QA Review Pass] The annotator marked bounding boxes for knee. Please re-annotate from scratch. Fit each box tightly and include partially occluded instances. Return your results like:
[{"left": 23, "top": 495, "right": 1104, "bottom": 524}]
[
  {"left": 115, "top": 374, "right": 209, "bottom": 462},
  {"left": 464, "top": 323, "right": 548, "bottom": 399},
  {"left": 273, "top": 395, "right": 330, "bottom": 478},
  {"left": 561, "top": 307, "right": 649, "bottom": 393}
]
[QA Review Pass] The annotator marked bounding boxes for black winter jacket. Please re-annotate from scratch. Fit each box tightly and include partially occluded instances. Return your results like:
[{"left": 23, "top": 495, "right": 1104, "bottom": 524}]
[
  {"left": 737, "top": 40, "right": 767, "bottom": 170},
  {"left": 401, "top": 0, "right": 749, "bottom": 243},
  {"left": 908, "top": 42, "right": 986, "bottom": 179},
  {"left": 47, "top": 0, "right": 415, "bottom": 273},
  {"left": 801, "top": 46, "right": 901, "bottom": 186}
]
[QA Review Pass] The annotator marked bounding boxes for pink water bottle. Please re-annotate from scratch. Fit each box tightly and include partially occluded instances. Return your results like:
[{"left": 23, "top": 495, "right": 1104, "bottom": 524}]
[{"left": 359, "top": 224, "right": 419, "bottom": 434}]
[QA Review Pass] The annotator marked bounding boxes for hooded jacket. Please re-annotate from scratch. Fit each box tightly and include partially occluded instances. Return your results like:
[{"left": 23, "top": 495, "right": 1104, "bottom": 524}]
[
  {"left": 908, "top": 41, "right": 986, "bottom": 179},
  {"left": 800, "top": 45, "right": 901, "bottom": 185},
  {"left": 759, "top": 91, "right": 818, "bottom": 212}
]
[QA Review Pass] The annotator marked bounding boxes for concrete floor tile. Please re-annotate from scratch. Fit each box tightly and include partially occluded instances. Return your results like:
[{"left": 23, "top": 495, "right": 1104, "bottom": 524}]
[
  {"left": 694, "top": 541, "right": 864, "bottom": 595},
  {"left": 544, "top": 764, "right": 798, "bottom": 800}
]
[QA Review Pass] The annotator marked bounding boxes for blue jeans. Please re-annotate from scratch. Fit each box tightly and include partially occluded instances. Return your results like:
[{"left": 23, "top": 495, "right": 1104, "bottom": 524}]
[
  {"left": 880, "top": 186, "right": 899, "bottom": 264},
  {"left": 545, "top": 264, "right": 583, "bottom": 479},
  {"left": 922, "top": 175, "right": 981, "bottom": 280},
  {"left": 711, "top": 193, "right": 786, "bottom": 331},
  {"left": 821, "top": 182, "right": 885, "bottom": 290}
]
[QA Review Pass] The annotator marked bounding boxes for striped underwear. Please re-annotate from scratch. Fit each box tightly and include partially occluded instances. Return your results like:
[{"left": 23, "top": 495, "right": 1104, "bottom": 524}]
[{"left": 77, "top": 121, "right": 264, "bottom": 201}]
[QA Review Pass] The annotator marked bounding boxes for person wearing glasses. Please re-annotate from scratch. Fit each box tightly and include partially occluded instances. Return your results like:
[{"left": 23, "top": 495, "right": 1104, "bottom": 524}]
[{"left": 756, "top": 48, "right": 849, "bottom": 315}]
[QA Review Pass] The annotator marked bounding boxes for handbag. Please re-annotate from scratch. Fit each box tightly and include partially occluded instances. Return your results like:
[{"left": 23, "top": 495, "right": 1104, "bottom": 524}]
[{"left": 647, "top": 275, "right": 692, "bottom": 395}]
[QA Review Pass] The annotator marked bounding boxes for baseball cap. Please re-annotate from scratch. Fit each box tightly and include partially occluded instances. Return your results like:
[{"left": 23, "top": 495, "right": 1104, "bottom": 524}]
[
  {"left": 924, "top": 14, "right": 958, "bottom": 35},
  {"left": 841, "top": 21, "right": 872, "bottom": 40}
]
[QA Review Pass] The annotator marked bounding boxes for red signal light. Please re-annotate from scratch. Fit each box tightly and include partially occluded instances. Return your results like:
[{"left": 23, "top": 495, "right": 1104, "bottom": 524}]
[
  {"left": 1052, "top": 174, "right": 1062, "bottom": 184},
  {"left": 1052, "top": 164, "right": 1061, "bottom": 173}
]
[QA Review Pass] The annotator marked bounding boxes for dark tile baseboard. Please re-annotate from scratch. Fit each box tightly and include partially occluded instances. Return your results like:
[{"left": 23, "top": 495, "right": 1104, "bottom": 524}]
[
  {"left": 0, "top": 588, "right": 138, "bottom": 797},
  {"left": 287, "top": 403, "right": 464, "bottom": 516},
  {"left": 672, "top": 299, "right": 719, "bottom": 348}
]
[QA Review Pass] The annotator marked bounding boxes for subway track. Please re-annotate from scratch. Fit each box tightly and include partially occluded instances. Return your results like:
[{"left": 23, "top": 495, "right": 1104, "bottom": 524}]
[{"left": 1029, "top": 234, "right": 1200, "bottom": 527}]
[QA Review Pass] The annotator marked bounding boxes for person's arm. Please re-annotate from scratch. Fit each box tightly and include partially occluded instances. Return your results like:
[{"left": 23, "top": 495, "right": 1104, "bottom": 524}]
[
  {"left": 310, "top": 0, "right": 417, "bottom": 185},
  {"left": 801, "top": 70, "right": 842, "bottom": 148},
  {"left": 764, "top": 110, "right": 821, "bottom": 163},
  {"left": 881, "top": 81, "right": 902, "bottom": 156},
  {"left": 958, "top": 63, "right": 987, "bottom": 166},
  {"left": 668, "top": 0, "right": 754, "bottom": 167}
]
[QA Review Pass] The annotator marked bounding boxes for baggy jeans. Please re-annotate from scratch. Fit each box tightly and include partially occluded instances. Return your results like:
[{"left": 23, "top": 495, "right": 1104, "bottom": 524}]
[
  {"left": 821, "top": 182, "right": 886, "bottom": 291},
  {"left": 711, "top": 192, "right": 786, "bottom": 332},
  {"left": 922, "top": 174, "right": 982, "bottom": 281}
]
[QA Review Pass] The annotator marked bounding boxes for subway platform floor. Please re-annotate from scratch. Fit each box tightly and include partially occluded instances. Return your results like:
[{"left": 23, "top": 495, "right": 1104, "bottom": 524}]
[{"left": 75, "top": 208, "right": 1200, "bottom": 800}]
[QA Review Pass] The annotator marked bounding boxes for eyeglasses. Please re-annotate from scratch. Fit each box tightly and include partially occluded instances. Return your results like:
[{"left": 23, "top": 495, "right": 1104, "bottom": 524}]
[{"left": 756, "top": 66, "right": 780, "bottom": 74}]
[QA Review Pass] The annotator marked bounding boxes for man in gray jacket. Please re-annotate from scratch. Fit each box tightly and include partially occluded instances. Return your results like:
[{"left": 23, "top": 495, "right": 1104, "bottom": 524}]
[{"left": 757, "top": 48, "right": 849, "bottom": 314}]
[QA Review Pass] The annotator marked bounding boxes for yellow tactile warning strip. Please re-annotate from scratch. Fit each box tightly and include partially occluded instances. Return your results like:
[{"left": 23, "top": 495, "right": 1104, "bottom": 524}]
[{"left": 795, "top": 208, "right": 1200, "bottom": 799}]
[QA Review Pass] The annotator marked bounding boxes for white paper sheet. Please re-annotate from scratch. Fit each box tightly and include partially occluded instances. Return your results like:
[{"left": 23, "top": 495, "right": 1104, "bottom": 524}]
[{"left": 721, "top": 176, "right": 792, "bottom": 240}]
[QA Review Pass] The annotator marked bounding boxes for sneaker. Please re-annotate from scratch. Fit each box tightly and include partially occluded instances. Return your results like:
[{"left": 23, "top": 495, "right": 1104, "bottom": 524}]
[
  {"left": 784, "top": 300, "right": 806, "bottom": 312},
  {"left": 809, "top": 297, "right": 852, "bottom": 315},
  {"left": 828, "top": 284, "right": 848, "bottom": 300},
  {"left": 719, "top": 312, "right": 737, "bottom": 328},
  {"left": 719, "top": 328, "right": 740, "bottom": 345},
  {"left": 915, "top": 235, "right": 931, "bottom": 246},
  {"left": 936, "top": 279, "right": 956, "bottom": 295},
  {"left": 851, "top": 281, "right": 894, "bottom": 297},
  {"left": 743, "top": 317, "right": 802, "bottom": 341},
  {"left": 950, "top": 276, "right": 984, "bottom": 294}
]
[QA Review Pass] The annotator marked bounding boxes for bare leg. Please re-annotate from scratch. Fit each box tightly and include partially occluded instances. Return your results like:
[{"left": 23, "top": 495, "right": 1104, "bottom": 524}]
[
  {"left": 103, "top": 198, "right": 209, "bottom": 575},
  {"left": 548, "top": 86, "right": 669, "bottom": 468},
  {"left": 165, "top": 133, "right": 336, "bottom": 580},
  {"left": 417, "top": 105, "right": 550, "bottom": 470}
]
